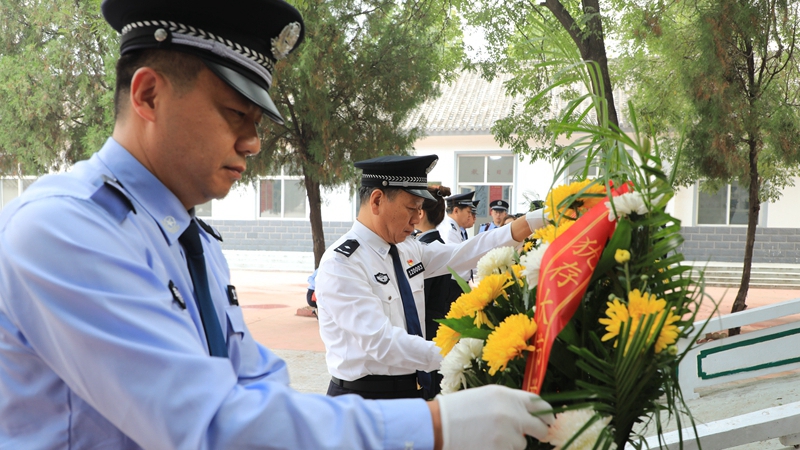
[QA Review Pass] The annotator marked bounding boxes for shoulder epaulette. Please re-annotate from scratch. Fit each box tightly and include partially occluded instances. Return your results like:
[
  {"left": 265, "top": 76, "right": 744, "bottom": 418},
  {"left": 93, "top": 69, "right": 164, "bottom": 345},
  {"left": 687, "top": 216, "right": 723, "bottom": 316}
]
[
  {"left": 334, "top": 239, "right": 360, "bottom": 257},
  {"left": 90, "top": 176, "right": 136, "bottom": 223},
  {"left": 197, "top": 218, "right": 223, "bottom": 242},
  {"left": 450, "top": 222, "right": 457, "bottom": 231}
]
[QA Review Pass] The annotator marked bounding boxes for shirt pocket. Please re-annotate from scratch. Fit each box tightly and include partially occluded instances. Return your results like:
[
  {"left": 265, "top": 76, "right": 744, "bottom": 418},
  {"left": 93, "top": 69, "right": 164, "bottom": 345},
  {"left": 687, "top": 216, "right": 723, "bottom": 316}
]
[
  {"left": 225, "top": 304, "right": 246, "bottom": 341},
  {"left": 378, "top": 286, "right": 403, "bottom": 325}
]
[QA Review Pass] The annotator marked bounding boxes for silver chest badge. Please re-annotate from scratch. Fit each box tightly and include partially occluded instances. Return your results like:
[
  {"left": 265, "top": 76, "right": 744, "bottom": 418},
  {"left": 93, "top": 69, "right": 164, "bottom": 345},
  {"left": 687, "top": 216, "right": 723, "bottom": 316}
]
[
  {"left": 271, "top": 22, "right": 301, "bottom": 61},
  {"left": 374, "top": 273, "right": 390, "bottom": 285},
  {"left": 162, "top": 216, "right": 179, "bottom": 233}
]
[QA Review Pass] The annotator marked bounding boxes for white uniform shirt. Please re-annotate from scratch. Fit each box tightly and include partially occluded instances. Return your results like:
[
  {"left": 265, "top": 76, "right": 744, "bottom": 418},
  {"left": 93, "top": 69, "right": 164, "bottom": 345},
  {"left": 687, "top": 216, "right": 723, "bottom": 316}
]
[
  {"left": 437, "top": 216, "right": 472, "bottom": 280},
  {"left": 437, "top": 215, "right": 464, "bottom": 245},
  {"left": 316, "top": 220, "right": 519, "bottom": 381}
]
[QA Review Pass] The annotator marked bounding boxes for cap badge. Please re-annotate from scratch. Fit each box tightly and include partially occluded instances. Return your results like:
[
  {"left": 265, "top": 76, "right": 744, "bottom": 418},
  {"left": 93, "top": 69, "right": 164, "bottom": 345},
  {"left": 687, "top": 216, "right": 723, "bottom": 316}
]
[
  {"left": 426, "top": 158, "right": 438, "bottom": 174},
  {"left": 271, "top": 22, "right": 301, "bottom": 61},
  {"left": 154, "top": 28, "right": 168, "bottom": 42}
]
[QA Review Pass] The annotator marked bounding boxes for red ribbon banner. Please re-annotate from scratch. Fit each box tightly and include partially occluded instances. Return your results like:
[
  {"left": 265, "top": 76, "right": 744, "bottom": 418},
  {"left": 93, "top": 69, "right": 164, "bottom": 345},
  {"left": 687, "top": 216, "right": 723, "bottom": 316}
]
[{"left": 522, "top": 184, "right": 630, "bottom": 394}]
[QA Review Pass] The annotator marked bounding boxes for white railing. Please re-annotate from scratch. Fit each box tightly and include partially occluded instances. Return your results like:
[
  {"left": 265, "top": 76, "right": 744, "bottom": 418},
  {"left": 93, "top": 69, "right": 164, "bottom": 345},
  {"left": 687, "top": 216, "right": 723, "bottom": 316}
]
[
  {"left": 644, "top": 400, "right": 800, "bottom": 449},
  {"left": 644, "top": 298, "right": 800, "bottom": 448},
  {"left": 678, "top": 297, "right": 800, "bottom": 400}
]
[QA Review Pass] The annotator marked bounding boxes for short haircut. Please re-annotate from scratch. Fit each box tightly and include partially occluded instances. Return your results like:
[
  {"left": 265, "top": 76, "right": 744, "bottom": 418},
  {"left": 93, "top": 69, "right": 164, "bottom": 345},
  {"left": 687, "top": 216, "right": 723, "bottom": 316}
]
[
  {"left": 358, "top": 186, "right": 403, "bottom": 206},
  {"left": 422, "top": 185, "right": 450, "bottom": 226},
  {"left": 114, "top": 49, "right": 206, "bottom": 119}
]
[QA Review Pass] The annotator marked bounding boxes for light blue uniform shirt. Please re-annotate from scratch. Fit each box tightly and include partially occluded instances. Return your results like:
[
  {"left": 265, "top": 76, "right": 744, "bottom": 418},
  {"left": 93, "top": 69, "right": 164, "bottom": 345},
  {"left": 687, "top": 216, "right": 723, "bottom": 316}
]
[
  {"left": 477, "top": 222, "right": 498, "bottom": 234},
  {"left": 0, "top": 138, "right": 433, "bottom": 449}
]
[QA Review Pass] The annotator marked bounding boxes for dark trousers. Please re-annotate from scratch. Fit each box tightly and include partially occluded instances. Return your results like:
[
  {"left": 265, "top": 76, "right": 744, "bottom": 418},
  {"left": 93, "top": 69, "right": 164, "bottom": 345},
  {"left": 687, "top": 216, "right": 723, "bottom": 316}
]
[{"left": 326, "top": 375, "right": 423, "bottom": 400}]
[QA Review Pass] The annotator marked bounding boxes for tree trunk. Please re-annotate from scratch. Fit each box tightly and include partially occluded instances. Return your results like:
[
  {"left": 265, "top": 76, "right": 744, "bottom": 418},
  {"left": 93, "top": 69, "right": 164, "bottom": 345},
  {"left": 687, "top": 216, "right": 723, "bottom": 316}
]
[
  {"left": 543, "top": 0, "right": 619, "bottom": 129},
  {"left": 729, "top": 138, "right": 760, "bottom": 336},
  {"left": 303, "top": 172, "right": 326, "bottom": 268}
]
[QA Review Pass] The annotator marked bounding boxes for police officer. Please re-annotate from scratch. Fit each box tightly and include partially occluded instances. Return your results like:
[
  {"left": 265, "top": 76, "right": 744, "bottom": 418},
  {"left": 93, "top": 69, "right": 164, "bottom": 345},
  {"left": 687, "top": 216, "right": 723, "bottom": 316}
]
[
  {"left": 466, "top": 199, "right": 479, "bottom": 233},
  {"left": 478, "top": 199, "right": 510, "bottom": 233},
  {"left": 316, "top": 156, "right": 548, "bottom": 403},
  {"left": 437, "top": 191, "right": 474, "bottom": 244},
  {"left": 0, "top": 1, "right": 553, "bottom": 448}
]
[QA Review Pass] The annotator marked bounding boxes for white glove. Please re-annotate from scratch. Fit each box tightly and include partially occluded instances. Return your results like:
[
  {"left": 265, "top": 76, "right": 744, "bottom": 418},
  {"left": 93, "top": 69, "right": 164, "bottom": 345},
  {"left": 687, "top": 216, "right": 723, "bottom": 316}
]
[
  {"left": 437, "top": 385, "right": 554, "bottom": 450},
  {"left": 526, "top": 211, "right": 545, "bottom": 234}
]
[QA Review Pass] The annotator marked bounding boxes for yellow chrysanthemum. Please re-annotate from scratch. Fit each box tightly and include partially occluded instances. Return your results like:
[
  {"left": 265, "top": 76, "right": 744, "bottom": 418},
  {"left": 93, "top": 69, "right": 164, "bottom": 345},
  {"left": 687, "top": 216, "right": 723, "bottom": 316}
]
[
  {"left": 510, "top": 264, "right": 525, "bottom": 286},
  {"left": 446, "top": 274, "right": 511, "bottom": 329},
  {"left": 523, "top": 241, "right": 535, "bottom": 253},
  {"left": 599, "top": 289, "right": 680, "bottom": 354},
  {"left": 615, "top": 249, "right": 631, "bottom": 264},
  {"left": 544, "top": 179, "right": 607, "bottom": 221},
  {"left": 433, "top": 325, "right": 461, "bottom": 356},
  {"left": 482, "top": 314, "right": 537, "bottom": 375},
  {"left": 532, "top": 220, "right": 575, "bottom": 244}
]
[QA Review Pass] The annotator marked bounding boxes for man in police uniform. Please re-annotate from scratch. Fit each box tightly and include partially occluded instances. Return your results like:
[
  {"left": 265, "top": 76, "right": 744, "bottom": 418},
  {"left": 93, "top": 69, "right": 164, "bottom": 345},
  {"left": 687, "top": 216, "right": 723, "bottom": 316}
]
[
  {"left": 316, "top": 156, "right": 547, "bottom": 402},
  {"left": 478, "top": 199, "right": 510, "bottom": 234},
  {"left": 466, "top": 199, "right": 479, "bottom": 231},
  {"left": 437, "top": 191, "right": 474, "bottom": 244},
  {"left": 0, "top": 1, "right": 553, "bottom": 449}
]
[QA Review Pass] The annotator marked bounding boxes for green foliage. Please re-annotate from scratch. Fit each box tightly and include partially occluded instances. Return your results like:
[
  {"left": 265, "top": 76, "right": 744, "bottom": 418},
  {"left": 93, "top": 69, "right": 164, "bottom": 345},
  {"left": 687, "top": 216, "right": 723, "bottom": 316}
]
[
  {"left": 459, "top": 0, "right": 623, "bottom": 164},
  {"left": 246, "top": 0, "right": 464, "bottom": 186},
  {"left": 0, "top": 0, "right": 117, "bottom": 176},
  {"left": 618, "top": 0, "right": 800, "bottom": 203}
]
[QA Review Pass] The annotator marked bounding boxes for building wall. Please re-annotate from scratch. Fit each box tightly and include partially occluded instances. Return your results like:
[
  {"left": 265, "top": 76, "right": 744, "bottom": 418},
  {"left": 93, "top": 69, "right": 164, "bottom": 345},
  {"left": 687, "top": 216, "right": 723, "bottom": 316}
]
[
  {"left": 207, "top": 219, "right": 353, "bottom": 252},
  {"left": 205, "top": 135, "right": 800, "bottom": 265},
  {"left": 679, "top": 227, "right": 800, "bottom": 264}
]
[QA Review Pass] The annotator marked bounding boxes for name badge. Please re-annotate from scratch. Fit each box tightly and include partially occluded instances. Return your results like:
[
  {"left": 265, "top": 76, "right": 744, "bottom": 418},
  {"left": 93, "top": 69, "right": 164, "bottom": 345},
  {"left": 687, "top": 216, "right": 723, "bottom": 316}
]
[
  {"left": 168, "top": 280, "right": 185, "bottom": 309},
  {"left": 406, "top": 262, "right": 425, "bottom": 278},
  {"left": 227, "top": 285, "right": 239, "bottom": 306}
]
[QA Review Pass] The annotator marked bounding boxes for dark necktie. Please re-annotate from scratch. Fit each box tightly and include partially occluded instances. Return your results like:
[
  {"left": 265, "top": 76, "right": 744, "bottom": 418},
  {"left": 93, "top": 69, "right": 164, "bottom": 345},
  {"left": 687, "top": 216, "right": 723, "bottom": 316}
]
[
  {"left": 388, "top": 244, "right": 431, "bottom": 393},
  {"left": 461, "top": 229, "right": 468, "bottom": 241},
  {"left": 179, "top": 220, "right": 228, "bottom": 358}
]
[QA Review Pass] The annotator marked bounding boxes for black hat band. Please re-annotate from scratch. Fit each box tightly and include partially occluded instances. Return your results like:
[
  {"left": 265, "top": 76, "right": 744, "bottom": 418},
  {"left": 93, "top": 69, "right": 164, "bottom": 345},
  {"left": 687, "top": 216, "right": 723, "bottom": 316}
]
[
  {"left": 361, "top": 174, "right": 427, "bottom": 188},
  {"left": 121, "top": 20, "right": 276, "bottom": 82}
]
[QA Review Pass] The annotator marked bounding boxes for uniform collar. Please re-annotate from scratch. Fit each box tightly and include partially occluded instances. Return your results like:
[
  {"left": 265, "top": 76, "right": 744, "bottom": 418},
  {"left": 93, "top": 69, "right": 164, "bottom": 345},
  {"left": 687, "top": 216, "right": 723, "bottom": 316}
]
[
  {"left": 352, "top": 220, "right": 393, "bottom": 260},
  {"left": 416, "top": 229, "right": 439, "bottom": 241},
  {"left": 95, "top": 137, "right": 192, "bottom": 245}
]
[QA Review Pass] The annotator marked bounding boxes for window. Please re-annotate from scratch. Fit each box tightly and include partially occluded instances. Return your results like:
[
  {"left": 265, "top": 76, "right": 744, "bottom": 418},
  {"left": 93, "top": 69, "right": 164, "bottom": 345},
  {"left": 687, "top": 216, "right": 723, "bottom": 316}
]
[
  {"left": 259, "top": 167, "right": 306, "bottom": 218},
  {"left": 0, "top": 177, "right": 36, "bottom": 210},
  {"left": 457, "top": 154, "right": 514, "bottom": 228},
  {"left": 697, "top": 182, "right": 750, "bottom": 225}
]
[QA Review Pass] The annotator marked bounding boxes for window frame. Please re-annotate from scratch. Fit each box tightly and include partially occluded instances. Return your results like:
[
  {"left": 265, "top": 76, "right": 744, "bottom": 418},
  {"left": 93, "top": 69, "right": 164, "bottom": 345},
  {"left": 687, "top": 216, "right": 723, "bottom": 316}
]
[
  {"left": 257, "top": 167, "right": 307, "bottom": 220},
  {"left": 695, "top": 181, "right": 756, "bottom": 227},
  {"left": 0, "top": 176, "right": 37, "bottom": 210},
  {"left": 455, "top": 153, "right": 516, "bottom": 231}
]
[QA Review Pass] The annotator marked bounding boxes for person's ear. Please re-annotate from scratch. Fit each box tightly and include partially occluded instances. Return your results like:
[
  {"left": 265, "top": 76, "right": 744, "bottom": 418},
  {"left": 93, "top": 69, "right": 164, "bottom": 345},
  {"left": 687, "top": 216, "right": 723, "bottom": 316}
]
[
  {"left": 370, "top": 189, "right": 384, "bottom": 215},
  {"left": 129, "top": 67, "right": 164, "bottom": 123}
]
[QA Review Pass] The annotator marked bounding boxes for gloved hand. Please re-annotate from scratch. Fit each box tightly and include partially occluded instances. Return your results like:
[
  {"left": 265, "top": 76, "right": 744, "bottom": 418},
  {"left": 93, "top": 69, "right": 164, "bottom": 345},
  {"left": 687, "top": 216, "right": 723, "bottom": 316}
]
[
  {"left": 437, "top": 384, "right": 554, "bottom": 450},
  {"left": 526, "top": 211, "right": 545, "bottom": 234}
]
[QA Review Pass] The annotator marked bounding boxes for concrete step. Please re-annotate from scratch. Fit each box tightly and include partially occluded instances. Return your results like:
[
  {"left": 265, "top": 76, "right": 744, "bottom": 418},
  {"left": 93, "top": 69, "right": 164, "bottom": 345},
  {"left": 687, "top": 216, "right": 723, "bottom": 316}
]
[{"left": 687, "top": 262, "right": 800, "bottom": 289}]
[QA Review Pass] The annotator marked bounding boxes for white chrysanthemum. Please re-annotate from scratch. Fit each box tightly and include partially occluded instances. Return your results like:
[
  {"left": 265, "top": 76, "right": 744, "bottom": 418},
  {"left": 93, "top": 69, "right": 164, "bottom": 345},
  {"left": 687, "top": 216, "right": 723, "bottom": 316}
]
[
  {"left": 476, "top": 246, "right": 515, "bottom": 278},
  {"left": 605, "top": 191, "right": 648, "bottom": 221},
  {"left": 543, "top": 409, "right": 612, "bottom": 450},
  {"left": 519, "top": 243, "right": 549, "bottom": 287},
  {"left": 439, "top": 338, "right": 484, "bottom": 394},
  {"left": 606, "top": 191, "right": 666, "bottom": 221}
]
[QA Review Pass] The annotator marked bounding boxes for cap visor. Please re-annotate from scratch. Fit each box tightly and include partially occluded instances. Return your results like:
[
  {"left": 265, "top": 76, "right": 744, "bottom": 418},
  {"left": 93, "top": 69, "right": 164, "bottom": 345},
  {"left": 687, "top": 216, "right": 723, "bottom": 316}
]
[
  {"left": 406, "top": 188, "right": 436, "bottom": 201},
  {"left": 203, "top": 59, "right": 284, "bottom": 125}
]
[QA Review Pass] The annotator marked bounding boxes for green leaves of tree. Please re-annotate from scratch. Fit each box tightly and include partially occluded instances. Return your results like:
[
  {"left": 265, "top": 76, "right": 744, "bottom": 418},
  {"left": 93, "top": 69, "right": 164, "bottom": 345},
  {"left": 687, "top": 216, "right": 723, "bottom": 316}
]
[{"left": 0, "top": 0, "right": 116, "bottom": 176}]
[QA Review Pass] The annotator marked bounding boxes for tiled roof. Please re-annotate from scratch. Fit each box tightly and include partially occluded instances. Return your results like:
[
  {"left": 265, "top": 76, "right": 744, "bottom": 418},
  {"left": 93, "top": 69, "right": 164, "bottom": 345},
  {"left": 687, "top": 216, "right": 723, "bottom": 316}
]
[
  {"left": 405, "top": 70, "right": 630, "bottom": 135},
  {"left": 404, "top": 71, "right": 522, "bottom": 135}
]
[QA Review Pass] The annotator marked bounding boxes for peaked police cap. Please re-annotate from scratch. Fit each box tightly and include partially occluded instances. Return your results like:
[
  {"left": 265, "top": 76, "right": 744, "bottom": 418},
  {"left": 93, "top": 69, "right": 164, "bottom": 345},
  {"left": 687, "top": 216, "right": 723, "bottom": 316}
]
[
  {"left": 102, "top": 0, "right": 304, "bottom": 125},
  {"left": 354, "top": 155, "right": 438, "bottom": 201}
]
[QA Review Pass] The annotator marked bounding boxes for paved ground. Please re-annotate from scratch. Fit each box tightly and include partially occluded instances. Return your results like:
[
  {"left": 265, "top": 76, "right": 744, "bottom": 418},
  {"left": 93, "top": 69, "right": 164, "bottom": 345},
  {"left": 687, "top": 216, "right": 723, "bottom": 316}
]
[{"left": 233, "top": 269, "right": 800, "bottom": 448}]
